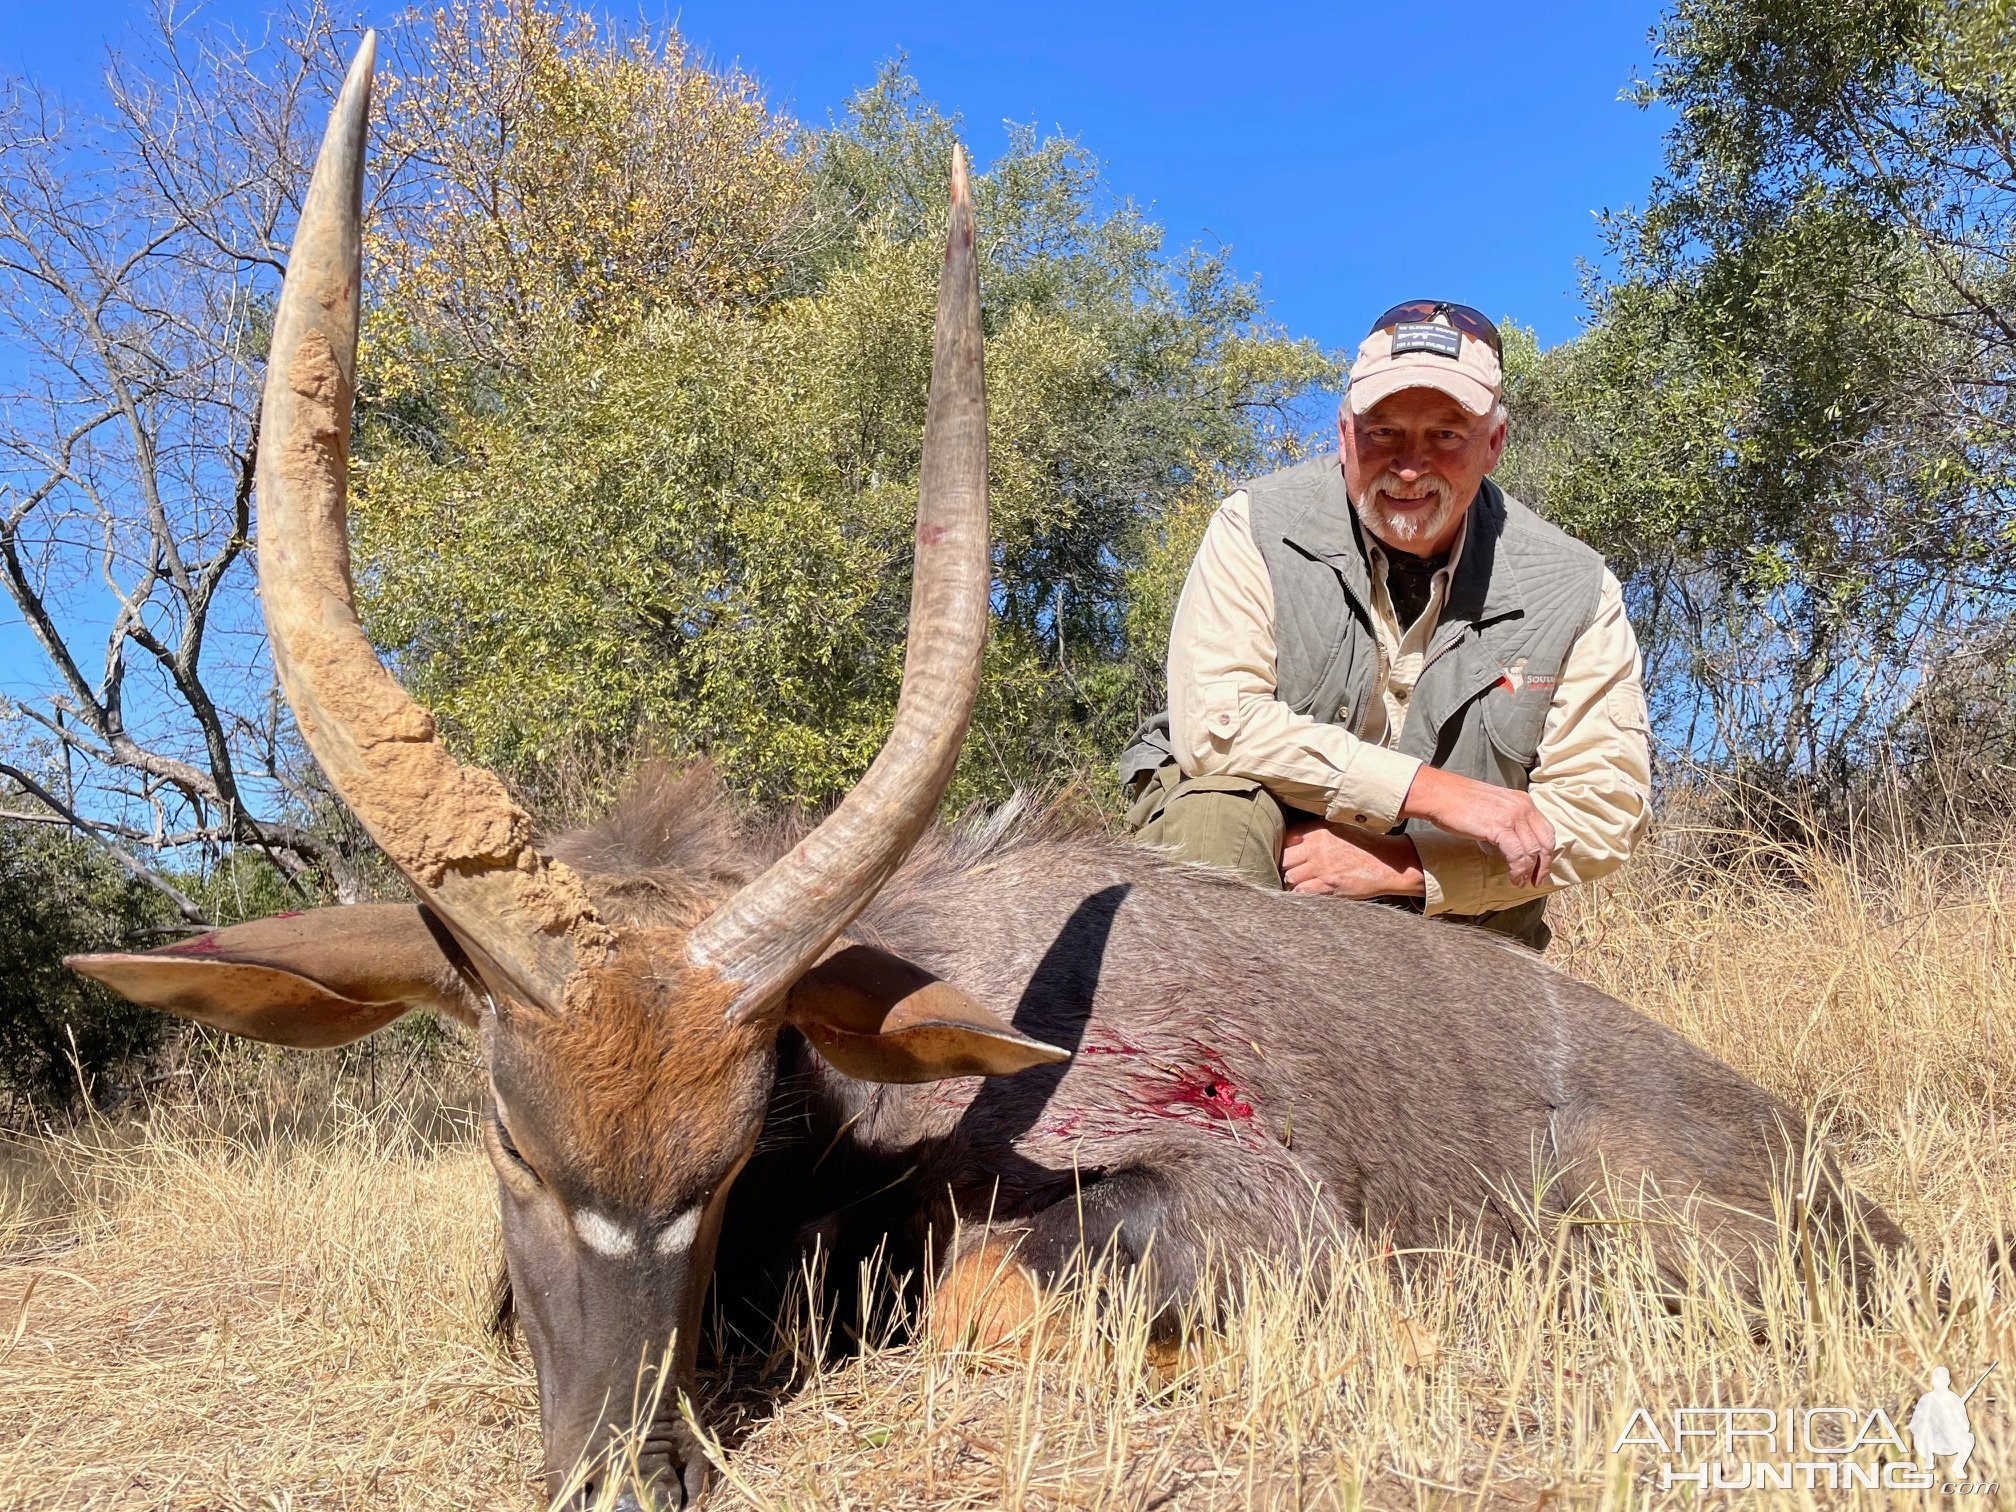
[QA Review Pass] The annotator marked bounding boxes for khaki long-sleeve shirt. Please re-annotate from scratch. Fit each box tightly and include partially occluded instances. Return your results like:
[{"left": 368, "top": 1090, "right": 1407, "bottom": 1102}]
[{"left": 1167, "top": 487, "right": 1652, "bottom": 916}]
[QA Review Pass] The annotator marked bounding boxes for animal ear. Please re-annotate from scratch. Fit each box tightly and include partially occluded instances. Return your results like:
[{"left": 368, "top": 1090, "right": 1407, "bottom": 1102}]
[
  {"left": 66, "top": 904, "right": 483, "bottom": 1049},
  {"left": 785, "top": 944, "right": 1069, "bottom": 1084}
]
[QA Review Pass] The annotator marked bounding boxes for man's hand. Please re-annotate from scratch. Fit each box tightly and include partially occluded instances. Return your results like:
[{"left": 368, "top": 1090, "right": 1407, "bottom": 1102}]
[
  {"left": 1399, "top": 765, "right": 1558, "bottom": 888},
  {"left": 1281, "top": 822, "right": 1424, "bottom": 899}
]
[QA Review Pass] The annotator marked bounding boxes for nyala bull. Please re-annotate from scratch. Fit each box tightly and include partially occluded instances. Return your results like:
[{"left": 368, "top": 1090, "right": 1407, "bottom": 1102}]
[{"left": 68, "top": 33, "right": 1906, "bottom": 1512}]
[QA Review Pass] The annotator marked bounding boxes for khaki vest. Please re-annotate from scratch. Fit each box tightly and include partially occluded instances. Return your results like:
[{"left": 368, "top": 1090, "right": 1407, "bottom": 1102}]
[{"left": 1126, "top": 456, "right": 1602, "bottom": 949}]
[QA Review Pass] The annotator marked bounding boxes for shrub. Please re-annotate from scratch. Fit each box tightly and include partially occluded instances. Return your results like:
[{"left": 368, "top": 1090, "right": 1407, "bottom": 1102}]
[{"left": 0, "top": 821, "right": 174, "bottom": 1118}]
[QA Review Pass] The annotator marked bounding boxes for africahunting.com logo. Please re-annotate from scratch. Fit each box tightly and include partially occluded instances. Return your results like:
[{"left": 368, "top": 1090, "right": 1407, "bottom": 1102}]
[{"left": 1612, "top": 1362, "right": 1999, "bottom": 1494}]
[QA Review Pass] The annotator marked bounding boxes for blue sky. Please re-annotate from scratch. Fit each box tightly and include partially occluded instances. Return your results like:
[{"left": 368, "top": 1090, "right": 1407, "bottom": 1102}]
[
  {"left": 4, "top": 0, "right": 1673, "bottom": 352},
  {"left": 0, "top": 0, "right": 1674, "bottom": 764}
]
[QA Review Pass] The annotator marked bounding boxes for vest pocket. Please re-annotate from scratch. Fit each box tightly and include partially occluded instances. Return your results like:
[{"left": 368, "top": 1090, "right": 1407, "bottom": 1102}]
[
  {"left": 1482, "top": 685, "right": 1550, "bottom": 773},
  {"left": 1290, "top": 634, "right": 1354, "bottom": 718}
]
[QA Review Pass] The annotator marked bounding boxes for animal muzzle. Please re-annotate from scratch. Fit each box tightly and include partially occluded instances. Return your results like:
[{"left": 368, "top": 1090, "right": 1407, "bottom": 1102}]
[
  {"left": 541, "top": 1367, "right": 709, "bottom": 1510},
  {"left": 552, "top": 1412, "right": 708, "bottom": 1510},
  {"left": 508, "top": 1237, "right": 713, "bottom": 1509}
]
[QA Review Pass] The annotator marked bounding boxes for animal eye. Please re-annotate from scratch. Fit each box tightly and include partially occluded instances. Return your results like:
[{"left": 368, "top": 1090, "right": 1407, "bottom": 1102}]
[{"left": 488, "top": 1114, "right": 544, "bottom": 1188}]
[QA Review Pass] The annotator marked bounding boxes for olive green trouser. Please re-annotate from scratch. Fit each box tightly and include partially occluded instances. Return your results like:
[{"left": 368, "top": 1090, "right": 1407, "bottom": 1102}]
[
  {"left": 1122, "top": 762, "right": 1298, "bottom": 890},
  {"left": 1122, "top": 761, "right": 1550, "bottom": 947}
]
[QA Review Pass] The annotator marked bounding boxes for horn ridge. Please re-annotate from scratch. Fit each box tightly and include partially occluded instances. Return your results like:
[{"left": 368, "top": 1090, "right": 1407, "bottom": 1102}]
[
  {"left": 689, "top": 144, "right": 989, "bottom": 1023},
  {"left": 254, "top": 33, "right": 610, "bottom": 1010}
]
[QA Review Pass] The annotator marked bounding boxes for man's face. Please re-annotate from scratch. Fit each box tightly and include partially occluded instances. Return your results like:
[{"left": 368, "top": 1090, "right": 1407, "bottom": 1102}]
[{"left": 1339, "top": 386, "right": 1506, "bottom": 556}]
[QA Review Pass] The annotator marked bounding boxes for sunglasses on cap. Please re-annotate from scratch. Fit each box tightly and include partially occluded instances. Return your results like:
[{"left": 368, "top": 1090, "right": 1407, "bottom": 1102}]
[{"left": 1367, "top": 300, "right": 1503, "bottom": 360}]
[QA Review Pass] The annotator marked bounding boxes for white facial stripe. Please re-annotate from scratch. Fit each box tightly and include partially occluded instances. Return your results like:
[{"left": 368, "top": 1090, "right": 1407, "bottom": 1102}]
[
  {"left": 655, "top": 1205, "right": 704, "bottom": 1257},
  {"left": 573, "top": 1209, "right": 636, "bottom": 1258}
]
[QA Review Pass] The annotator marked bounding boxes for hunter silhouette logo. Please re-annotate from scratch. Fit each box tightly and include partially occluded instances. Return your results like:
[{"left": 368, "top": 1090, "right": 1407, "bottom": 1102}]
[
  {"left": 1909, "top": 1363, "right": 1996, "bottom": 1480},
  {"left": 1613, "top": 1362, "right": 1999, "bottom": 1494}
]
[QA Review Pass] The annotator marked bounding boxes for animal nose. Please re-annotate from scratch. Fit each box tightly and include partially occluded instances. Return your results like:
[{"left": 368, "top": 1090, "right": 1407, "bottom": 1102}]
[
  {"left": 573, "top": 1452, "right": 707, "bottom": 1510},
  {"left": 575, "top": 1479, "right": 664, "bottom": 1511}
]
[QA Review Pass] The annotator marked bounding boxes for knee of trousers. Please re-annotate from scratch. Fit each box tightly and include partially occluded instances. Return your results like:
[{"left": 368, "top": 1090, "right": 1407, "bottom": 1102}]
[{"left": 1126, "top": 768, "right": 1287, "bottom": 889}]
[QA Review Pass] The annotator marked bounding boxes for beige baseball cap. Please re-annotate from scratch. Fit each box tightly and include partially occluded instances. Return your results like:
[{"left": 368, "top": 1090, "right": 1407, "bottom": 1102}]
[{"left": 1346, "top": 313, "right": 1503, "bottom": 417}]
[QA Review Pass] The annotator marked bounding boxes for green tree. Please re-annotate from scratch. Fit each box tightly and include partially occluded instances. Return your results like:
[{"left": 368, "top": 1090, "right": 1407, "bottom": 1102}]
[
  {"left": 366, "top": 0, "right": 829, "bottom": 381},
  {"left": 2, "top": 0, "right": 1336, "bottom": 905},
  {"left": 356, "top": 52, "right": 1334, "bottom": 814},
  {"left": 0, "top": 819, "right": 172, "bottom": 1116},
  {"left": 1504, "top": 0, "right": 2015, "bottom": 790}
]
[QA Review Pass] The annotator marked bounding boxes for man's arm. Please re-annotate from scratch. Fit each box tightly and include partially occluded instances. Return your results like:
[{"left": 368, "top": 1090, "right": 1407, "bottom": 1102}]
[
  {"left": 1280, "top": 770, "right": 1565, "bottom": 898},
  {"left": 1410, "top": 571, "right": 1653, "bottom": 915},
  {"left": 1168, "top": 492, "right": 1421, "bottom": 829}
]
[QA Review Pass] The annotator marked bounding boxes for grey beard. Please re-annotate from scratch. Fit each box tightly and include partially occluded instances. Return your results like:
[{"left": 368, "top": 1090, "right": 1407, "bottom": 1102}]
[{"left": 1352, "top": 474, "right": 1458, "bottom": 551}]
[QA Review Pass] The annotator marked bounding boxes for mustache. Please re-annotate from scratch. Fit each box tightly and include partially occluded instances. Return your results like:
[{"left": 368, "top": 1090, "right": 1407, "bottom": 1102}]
[{"left": 1360, "top": 471, "right": 1454, "bottom": 508}]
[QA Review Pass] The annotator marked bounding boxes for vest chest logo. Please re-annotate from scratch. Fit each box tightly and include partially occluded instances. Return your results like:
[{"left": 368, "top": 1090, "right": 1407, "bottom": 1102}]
[{"left": 1494, "top": 657, "right": 1556, "bottom": 697}]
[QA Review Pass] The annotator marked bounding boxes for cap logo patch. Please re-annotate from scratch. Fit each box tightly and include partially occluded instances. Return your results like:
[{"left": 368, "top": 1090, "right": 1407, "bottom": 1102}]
[{"left": 1389, "top": 322, "right": 1464, "bottom": 359}]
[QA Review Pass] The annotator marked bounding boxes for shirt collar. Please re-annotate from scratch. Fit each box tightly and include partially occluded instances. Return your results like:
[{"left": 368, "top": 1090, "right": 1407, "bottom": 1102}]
[{"left": 1362, "top": 506, "right": 1471, "bottom": 584}]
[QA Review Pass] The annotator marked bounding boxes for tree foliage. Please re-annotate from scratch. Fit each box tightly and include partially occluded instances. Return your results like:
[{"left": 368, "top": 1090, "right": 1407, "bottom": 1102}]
[
  {"left": 8, "top": 0, "right": 2013, "bottom": 889},
  {"left": 0, "top": 0, "right": 1332, "bottom": 930},
  {"left": 368, "top": 0, "right": 826, "bottom": 373},
  {"left": 355, "top": 37, "right": 1334, "bottom": 812},
  {"left": 1504, "top": 0, "right": 2016, "bottom": 791},
  {"left": 0, "top": 819, "right": 170, "bottom": 1115}
]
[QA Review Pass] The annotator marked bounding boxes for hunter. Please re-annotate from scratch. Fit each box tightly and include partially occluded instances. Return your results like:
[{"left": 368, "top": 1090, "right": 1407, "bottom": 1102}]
[{"left": 1122, "top": 300, "right": 1651, "bottom": 950}]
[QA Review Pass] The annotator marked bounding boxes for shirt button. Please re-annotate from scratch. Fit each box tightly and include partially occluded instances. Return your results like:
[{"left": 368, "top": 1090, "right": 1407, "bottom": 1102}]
[{"left": 1353, "top": 813, "right": 1368, "bottom": 825}]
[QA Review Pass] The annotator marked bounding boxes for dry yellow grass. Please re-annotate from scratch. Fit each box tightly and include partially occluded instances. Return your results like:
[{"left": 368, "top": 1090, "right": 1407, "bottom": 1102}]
[{"left": 3, "top": 826, "right": 2013, "bottom": 1509}]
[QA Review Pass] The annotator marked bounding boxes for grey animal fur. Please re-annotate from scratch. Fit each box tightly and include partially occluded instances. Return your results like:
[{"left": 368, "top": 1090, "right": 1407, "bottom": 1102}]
[{"left": 550, "top": 761, "right": 1906, "bottom": 1321}]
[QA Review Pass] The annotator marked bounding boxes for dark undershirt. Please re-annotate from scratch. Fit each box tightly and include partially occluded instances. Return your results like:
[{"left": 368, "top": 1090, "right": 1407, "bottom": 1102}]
[{"left": 1382, "top": 546, "right": 1448, "bottom": 632}]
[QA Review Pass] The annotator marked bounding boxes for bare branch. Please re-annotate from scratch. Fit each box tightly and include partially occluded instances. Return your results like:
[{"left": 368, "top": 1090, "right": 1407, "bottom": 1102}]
[
  {"left": 0, "top": 762, "right": 206, "bottom": 922},
  {"left": 0, "top": 1, "right": 357, "bottom": 899}
]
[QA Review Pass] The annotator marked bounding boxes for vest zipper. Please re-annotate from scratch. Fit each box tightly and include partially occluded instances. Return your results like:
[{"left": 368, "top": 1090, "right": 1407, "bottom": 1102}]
[{"left": 1419, "top": 621, "right": 1472, "bottom": 680}]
